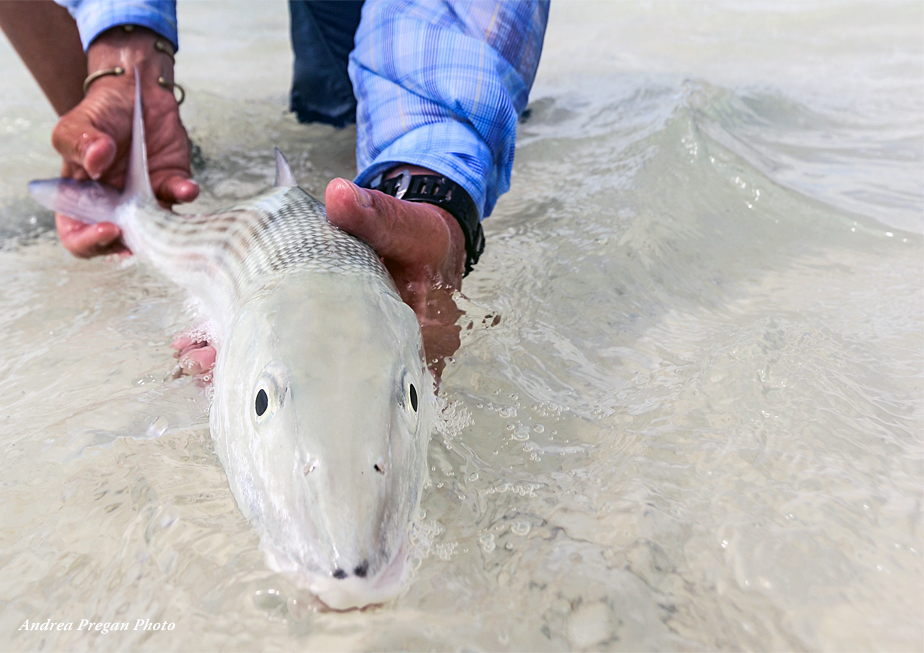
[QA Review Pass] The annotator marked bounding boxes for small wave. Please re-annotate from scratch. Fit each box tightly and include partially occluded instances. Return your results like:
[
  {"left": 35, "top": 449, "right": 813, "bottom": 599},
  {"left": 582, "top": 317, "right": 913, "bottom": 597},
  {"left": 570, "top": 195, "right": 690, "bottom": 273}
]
[{"left": 684, "top": 80, "right": 923, "bottom": 233}]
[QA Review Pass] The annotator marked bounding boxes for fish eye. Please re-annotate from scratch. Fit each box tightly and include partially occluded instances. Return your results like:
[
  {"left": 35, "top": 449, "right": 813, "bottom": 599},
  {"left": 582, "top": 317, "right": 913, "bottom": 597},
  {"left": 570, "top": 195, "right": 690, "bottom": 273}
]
[
  {"left": 255, "top": 388, "right": 268, "bottom": 416},
  {"left": 398, "top": 369, "right": 421, "bottom": 424},
  {"left": 251, "top": 363, "right": 287, "bottom": 424}
]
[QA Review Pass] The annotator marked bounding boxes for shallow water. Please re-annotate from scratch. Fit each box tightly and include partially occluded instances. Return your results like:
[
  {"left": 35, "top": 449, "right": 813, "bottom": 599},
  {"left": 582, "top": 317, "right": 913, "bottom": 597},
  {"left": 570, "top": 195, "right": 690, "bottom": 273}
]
[{"left": 1, "top": 1, "right": 921, "bottom": 651}]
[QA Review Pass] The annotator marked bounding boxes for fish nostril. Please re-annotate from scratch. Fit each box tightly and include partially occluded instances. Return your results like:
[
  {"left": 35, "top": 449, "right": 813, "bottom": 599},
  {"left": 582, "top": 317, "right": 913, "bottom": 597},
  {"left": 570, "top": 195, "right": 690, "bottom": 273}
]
[
  {"left": 332, "top": 568, "right": 347, "bottom": 579},
  {"left": 353, "top": 561, "right": 369, "bottom": 578}
]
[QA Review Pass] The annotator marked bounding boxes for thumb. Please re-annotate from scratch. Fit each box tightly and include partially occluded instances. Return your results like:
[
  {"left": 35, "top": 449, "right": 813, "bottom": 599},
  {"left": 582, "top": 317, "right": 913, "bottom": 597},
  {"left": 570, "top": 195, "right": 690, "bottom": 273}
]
[
  {"left": 325, "top": 178, "right": 452, "bottom": 266},
  {"left": 51, "top": 109, "right": 118, "bottom": 181}
]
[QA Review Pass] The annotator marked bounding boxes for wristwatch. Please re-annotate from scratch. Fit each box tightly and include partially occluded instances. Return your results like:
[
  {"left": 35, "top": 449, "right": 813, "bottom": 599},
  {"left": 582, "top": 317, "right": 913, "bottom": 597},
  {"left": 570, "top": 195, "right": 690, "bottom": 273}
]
[{"left": 367, "top": 169, "right": 484, "bottom": 276}]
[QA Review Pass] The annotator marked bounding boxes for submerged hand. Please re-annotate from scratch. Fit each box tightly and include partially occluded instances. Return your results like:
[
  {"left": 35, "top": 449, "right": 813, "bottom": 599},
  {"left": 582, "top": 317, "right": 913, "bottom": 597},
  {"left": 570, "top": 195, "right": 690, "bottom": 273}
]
[
  {"left": 53, "top": 26, "right": 198, "bottom": 257},
  {"left": 324, "top": 173, "right": 466, "bottom": 379},
  {"left": 171, "top": 336, "right": 216, "bottom": 378}
]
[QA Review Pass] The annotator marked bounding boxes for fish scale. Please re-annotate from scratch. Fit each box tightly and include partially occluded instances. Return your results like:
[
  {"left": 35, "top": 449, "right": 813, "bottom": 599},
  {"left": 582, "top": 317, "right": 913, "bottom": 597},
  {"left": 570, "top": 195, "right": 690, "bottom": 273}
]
[{"left": 122, "top": 185, "right": 392, "bottom": 329}]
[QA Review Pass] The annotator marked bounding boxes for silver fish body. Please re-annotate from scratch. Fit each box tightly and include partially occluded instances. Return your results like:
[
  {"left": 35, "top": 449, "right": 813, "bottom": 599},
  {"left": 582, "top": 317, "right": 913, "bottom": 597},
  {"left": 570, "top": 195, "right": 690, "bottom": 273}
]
[{"left": 29, "top": 81, "right": 431, "bottom": 609}]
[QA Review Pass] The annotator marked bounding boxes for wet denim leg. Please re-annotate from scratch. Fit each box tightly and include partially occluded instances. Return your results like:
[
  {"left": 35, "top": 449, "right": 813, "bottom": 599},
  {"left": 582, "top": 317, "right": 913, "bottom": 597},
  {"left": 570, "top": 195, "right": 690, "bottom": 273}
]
[{"left": 288, "top": 0, "right": 364, "bottom": 128}]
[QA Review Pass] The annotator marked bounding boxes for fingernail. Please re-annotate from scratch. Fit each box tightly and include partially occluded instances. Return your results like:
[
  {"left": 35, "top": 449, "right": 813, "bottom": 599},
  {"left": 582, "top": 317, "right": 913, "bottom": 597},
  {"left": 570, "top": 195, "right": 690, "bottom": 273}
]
[
  {"left": 349, "top": 180, "right": 373, "bottom": 208},
  {"left": 181, "top": 179, "right": 199, "bottom": 196}
]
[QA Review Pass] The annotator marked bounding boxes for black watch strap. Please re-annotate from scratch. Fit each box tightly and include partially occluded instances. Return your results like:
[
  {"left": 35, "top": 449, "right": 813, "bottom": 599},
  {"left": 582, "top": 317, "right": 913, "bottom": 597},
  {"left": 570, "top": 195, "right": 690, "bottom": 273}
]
[{"left": 368, "top": 169, "right": 484, "bottom": 276}]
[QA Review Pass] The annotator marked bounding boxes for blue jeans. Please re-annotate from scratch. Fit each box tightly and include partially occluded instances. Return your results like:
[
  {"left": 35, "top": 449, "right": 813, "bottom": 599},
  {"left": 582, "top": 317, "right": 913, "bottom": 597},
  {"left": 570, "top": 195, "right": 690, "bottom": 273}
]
[{"left": 288, "top": 0, "right": 364, "bottom": 128}]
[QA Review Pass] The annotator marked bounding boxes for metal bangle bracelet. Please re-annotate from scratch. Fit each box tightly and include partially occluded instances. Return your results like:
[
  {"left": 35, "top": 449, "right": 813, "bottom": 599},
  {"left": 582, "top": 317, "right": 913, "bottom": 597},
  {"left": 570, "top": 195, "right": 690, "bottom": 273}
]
[
  {"left": 82, "top": 67, "right": 185, "bottom": 105},
  {"left": 82, "top": 66, "right": 124, "bottom": 94},
  {"left": 157, "top": 77, "right": 185, "bottom": 105}
]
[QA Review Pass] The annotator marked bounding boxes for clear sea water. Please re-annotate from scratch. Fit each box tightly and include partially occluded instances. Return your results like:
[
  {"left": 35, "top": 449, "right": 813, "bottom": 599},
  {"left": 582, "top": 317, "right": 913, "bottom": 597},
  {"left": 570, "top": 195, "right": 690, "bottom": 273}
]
[{"left": 1, "top": 2, "right": 921, "bottom": 650}]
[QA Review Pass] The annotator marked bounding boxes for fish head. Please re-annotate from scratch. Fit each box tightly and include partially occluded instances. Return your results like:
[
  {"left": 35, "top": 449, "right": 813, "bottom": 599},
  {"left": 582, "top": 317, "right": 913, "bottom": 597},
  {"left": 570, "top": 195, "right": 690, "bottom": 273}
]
[{"left": 210, "top": 272, "right": 431, "bottom": 609}]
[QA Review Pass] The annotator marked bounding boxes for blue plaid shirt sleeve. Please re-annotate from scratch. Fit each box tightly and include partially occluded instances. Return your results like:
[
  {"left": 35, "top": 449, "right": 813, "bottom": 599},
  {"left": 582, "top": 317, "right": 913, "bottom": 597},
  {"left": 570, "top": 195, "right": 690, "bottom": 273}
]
[
  {"left": 54, "top": 0, "right": 547, "bottom": 220},
  {"left": 349, "top": 0, "right": 549, "bottom": 220},
  {"left": 54, "top": 0, "right": 178, "bottom": 51}
]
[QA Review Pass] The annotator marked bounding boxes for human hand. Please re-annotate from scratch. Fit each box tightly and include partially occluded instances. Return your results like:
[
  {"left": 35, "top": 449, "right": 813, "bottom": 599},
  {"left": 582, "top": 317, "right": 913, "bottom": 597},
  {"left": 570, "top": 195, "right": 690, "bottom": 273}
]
[
  {"left": 324, "top": 170, "right": 467, "bottom": 379},
  {"left": 53, "top": 26, "right": 198, "bottom": 257},
  {"left": 171, "top": 335, "right": 216, "bottom": 379},
  {"left": 172, "top": 167, "right": 470, "bottom": 381}
]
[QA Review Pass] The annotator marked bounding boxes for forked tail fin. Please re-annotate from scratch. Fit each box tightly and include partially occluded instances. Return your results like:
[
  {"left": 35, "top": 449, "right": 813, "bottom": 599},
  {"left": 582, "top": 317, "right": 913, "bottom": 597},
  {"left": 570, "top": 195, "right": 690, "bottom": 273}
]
[{"left": 28, "top": 68, "right": 156, "bottom": 225}]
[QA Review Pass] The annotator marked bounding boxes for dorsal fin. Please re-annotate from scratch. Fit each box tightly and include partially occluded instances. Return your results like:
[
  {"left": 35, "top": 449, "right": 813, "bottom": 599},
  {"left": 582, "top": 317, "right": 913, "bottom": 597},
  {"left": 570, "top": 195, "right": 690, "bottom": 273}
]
[
  {"left": 123, "top": 67, "right": 155, "bottom": 203},
  {"left": 274, "top": 147, "right": 297, "bottom": 187}
]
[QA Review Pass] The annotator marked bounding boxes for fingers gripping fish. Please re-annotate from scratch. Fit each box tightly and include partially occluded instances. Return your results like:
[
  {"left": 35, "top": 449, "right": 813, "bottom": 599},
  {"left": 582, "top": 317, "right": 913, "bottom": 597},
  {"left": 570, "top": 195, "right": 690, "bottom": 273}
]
[{"left": 29, "top": 76, "right": 432, "bottom": 610}]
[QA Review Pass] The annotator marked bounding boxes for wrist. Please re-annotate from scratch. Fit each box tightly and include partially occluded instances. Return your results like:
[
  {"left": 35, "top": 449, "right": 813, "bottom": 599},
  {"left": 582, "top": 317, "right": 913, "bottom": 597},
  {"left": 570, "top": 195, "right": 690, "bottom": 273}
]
[
  {"left": 376, "top": 165, "right": 482, "bottom": 277},
  {"left": 86, "top": 26, "right": 175, "bottom": 94}
]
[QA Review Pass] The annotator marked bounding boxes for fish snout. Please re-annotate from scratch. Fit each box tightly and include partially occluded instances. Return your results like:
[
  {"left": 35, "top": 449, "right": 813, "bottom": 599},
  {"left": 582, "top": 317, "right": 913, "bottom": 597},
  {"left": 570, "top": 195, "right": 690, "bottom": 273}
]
[
  {"left": 331, "top": 560, "right": 369, "bottom": 579},
  {"left": 310, "top": 539, "right": 409, "bottom": 609}
]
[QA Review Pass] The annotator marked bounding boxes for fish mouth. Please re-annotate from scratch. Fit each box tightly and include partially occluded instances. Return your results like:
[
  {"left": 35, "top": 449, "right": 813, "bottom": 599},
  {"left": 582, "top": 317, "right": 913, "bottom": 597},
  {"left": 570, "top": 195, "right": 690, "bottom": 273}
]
[{"left": 260, "top": 537, "right": 410, "bottom": 611}]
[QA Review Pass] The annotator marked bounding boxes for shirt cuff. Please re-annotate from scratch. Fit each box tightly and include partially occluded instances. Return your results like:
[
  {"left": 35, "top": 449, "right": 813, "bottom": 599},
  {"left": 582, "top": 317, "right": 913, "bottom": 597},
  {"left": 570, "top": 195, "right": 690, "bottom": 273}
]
[
  {"left": 354, "top": 121, "right": 499, "bottom": 221},
  {"left": 55, "top": 0, "right": 178, "bottom": 52}
]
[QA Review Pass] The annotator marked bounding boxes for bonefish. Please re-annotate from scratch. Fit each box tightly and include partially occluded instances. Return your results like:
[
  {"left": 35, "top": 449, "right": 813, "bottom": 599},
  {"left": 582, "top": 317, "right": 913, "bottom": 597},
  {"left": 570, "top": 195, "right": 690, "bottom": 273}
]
[{"left": 29, "top": 79, "right": 431, "bottom": 610}]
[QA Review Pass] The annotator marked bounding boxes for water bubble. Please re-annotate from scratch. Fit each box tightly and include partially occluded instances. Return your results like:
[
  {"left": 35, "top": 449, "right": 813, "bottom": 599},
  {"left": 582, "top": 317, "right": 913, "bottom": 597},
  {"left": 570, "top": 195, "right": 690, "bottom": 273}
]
[
  {"left": 468, "top": 472, "right": 479, "bottom": 482},
  {"left": 511, "top": 521, "right": 531, "bottom": 536},
  {"left": 533, "top": 424, "right": 544, "bottom": 433},
  {"left": 253, "top": 588, "right": 286, "bottom": 613},
  {"left": 478, "top": 533, "right": 495, "bottom": 553},
  {"left": 435, "top": 542, "right": 458, "bottom": 560},
  {"left": 511, "top": 425, "right": 530, "bottom": 441},
  {"left": 498, "top": 406, "right": 517, "bottom": 419}
]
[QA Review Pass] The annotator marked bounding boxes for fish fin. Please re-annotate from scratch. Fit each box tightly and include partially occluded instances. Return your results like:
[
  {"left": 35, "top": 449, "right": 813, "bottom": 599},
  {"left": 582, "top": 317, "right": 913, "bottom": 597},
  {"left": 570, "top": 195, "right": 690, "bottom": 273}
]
[
  {"left": 27, "top": 178, "right": 123, "bottom": 225},
  {"left": 273, "top": 147, "right": 297, "bottom": 188},
  {"left": 122, "top": 67, "right": 155, "bottom": 203},
  {"left": 27, "top": 69, "right": 155, "bottom": 224}
]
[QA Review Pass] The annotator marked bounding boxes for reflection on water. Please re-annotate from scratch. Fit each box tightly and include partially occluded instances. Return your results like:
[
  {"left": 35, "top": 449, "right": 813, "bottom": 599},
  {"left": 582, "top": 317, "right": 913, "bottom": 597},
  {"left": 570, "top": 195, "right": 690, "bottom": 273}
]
[{"left": 1, "top": 1, "right": 921, "bottom": 650}]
